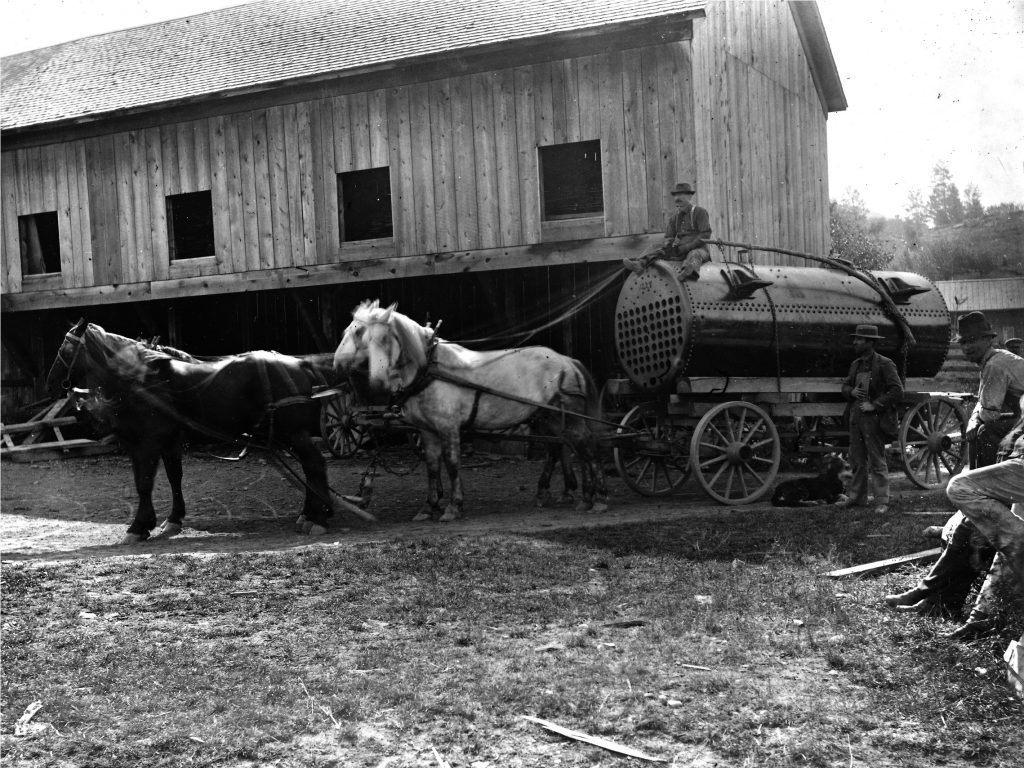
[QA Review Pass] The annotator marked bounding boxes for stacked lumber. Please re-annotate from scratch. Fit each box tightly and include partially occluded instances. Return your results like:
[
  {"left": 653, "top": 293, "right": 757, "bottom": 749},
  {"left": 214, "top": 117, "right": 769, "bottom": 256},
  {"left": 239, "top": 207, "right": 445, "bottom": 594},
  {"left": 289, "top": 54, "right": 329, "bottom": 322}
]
[{"left": 0, "top": 398, "right": 117, "bottom": 462}]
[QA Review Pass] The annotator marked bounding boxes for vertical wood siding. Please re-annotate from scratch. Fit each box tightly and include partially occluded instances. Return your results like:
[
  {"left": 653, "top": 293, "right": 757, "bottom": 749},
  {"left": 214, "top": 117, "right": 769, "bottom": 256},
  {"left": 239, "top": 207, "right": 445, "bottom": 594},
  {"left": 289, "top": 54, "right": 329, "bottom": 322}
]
[
  {"left": 691, "top": 0, "right": 831, "bottom": 264},
  {"left": 2, "top": 22, "right": 830, "bottom": 293}
]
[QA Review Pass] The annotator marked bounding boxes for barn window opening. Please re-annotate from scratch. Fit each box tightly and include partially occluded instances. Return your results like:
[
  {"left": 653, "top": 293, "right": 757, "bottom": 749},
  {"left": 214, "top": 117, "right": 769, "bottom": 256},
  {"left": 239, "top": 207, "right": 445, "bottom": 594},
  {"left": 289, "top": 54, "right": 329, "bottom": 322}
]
[
  {"left": 539, "top": 140, "right": 603, "bottom": 220},
  {"left": 338, "top": 167, "right": 393, "bottom": 242},
  {"left": 18, "top": 211, "right": 61, "bottom": 275},
  {"left": 166, "top": 191, "right": 215, "bottom": 260}
]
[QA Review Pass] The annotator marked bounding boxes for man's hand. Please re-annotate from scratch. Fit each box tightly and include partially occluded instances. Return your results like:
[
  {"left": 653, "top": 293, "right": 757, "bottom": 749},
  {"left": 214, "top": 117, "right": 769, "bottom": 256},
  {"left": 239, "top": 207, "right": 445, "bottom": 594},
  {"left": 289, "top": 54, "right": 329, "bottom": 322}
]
[
  {"left": 858, "top": 401, "right": 876, "bottom": 413},
  {"left": 851, "top": 384, "right": 868, "bottom": 401}
]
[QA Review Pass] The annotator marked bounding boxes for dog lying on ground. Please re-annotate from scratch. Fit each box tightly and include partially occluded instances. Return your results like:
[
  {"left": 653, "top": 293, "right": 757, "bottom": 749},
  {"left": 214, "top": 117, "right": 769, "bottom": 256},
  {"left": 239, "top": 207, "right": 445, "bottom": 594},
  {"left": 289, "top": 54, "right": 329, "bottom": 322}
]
[{"left": 771, "top": 453, "right": 852, "bottom": 507}]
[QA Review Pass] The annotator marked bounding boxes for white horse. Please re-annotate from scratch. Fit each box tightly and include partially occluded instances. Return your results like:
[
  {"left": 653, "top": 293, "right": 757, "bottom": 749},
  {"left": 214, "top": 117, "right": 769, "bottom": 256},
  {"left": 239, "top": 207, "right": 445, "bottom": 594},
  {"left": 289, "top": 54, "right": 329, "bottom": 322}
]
[{"left": 333, "top": 300, "right": 607, "bottom": 521}]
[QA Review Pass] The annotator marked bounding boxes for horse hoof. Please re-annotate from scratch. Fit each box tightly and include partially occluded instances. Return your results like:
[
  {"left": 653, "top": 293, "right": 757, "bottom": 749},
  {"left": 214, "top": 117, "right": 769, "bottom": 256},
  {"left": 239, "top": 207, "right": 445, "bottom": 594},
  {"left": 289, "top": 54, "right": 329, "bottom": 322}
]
[
  {"left": 307, "top": 523, "right": 328, "bottom": 536},
  {"left": 558, "top": 494, "right": 575, "bottom": 505},
  {"left": 412, "top": 511, "right": 432, "bottom": 522},
  {"left": 301, "top": 520, "right": 315, "bottom": 535},
  {"left": 535, "top": 495, "right": 551, "bottom": 509},
  {"left": 574, "top": 501, "right": 594, "bottom": 513},
  {"left": 154, "top": 522, "right": 182, "bottom": 539},
  {"left": 294, "top": 515, "right": 307, "bottom": 533},
  {"left": 438, "top": 511, "right": 458, "bottom": 522},
  {"left": 591, "top": 502, "right": 609, "bottom": 514},
  {"left": 120, "top": 533, "right": 147, "bottom": 545}
]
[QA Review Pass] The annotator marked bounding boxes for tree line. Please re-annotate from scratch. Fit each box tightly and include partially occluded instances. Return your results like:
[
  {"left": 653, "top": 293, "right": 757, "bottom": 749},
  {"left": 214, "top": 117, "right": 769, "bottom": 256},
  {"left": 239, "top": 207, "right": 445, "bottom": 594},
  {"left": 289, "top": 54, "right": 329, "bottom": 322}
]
[{"left": 829, "top": 161, "right": 1023, "bottom": 280}]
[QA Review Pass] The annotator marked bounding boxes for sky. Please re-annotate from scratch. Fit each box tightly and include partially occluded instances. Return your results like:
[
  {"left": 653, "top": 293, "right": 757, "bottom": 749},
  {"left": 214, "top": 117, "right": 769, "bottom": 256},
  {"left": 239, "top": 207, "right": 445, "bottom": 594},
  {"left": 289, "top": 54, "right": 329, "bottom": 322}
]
[{"left": 2, "top": 0, "right": 1022, "bottom": 219}]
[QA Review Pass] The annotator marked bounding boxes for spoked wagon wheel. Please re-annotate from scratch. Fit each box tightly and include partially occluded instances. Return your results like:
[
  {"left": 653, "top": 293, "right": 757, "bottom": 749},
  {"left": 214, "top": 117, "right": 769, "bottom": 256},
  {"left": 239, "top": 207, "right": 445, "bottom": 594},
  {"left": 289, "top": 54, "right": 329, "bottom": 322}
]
[
  {"left": 899, "top": 396, "right": 967, "bottom": 489},
  {"left": 613, "top": 402, "right": 691, "bottom": 496},
  {"left": 690, "top": 401, "right": 781, "bottom": 505},
  {"left": 320, "top": 392, "right": 368, "bottom": 458}
]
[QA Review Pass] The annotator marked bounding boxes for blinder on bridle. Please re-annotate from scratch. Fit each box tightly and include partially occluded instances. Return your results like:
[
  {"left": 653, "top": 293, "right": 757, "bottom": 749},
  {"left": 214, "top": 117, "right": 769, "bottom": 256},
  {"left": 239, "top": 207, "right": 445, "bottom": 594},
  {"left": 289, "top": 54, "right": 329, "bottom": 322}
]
[{"left": 55, "top": 328, "right": 87, "bottom": 392}]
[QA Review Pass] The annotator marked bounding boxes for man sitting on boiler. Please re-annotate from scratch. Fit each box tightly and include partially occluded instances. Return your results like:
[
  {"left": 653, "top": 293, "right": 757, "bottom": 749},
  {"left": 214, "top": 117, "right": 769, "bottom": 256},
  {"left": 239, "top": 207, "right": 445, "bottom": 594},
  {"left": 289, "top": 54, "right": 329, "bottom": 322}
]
[{"left": 623, "top": 182, "right": 712, "bottom": 279}]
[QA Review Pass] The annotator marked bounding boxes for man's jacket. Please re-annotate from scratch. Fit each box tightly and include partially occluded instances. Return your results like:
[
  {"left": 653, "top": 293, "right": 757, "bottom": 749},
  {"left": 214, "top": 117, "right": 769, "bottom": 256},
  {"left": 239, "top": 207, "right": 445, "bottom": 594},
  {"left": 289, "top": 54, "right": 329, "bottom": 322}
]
[{"left": 841, "top": 351, "right": 903, "bottom": 437}]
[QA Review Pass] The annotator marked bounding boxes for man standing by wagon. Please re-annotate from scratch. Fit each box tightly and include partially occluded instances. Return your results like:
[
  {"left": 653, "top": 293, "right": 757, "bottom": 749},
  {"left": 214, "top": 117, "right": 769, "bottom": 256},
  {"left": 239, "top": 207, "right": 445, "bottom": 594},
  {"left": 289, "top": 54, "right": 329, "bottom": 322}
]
[
  {"left": 623, "top": 182, "right": 711, "bottom": 279},
  {"left": 840, "top": 324, "right": 903, "bottom": 514}
]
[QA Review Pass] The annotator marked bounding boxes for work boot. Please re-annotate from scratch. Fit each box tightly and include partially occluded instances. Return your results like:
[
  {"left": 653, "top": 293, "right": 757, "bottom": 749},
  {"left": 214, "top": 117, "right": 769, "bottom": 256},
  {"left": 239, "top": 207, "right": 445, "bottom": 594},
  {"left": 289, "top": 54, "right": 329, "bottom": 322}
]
[
  {"left": 944, "top": 616, "right": 997, "bottom": 642},
  {"left": 884, "top": 586, "right": 930, "bottom": 608},
  {"left": 622, "top": 258, "right": 645, "bottom": 275},
  {"left": 893, "top": 596, "right": 948, "bottom": 618}
]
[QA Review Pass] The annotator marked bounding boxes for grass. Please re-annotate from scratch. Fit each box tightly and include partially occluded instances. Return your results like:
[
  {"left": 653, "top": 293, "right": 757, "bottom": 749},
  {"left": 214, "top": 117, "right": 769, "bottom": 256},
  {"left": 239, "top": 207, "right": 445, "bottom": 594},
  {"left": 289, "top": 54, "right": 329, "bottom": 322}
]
[{"left": 2, "top": 499, "right": 1023, "bottom": 767}]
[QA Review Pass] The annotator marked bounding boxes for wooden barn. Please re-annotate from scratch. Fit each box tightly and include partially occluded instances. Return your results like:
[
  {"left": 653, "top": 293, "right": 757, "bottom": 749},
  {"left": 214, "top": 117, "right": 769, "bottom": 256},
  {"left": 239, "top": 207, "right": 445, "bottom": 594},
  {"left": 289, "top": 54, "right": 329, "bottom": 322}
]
[{"left": 1, "top": 0, "right": 846, "bottom": 418}]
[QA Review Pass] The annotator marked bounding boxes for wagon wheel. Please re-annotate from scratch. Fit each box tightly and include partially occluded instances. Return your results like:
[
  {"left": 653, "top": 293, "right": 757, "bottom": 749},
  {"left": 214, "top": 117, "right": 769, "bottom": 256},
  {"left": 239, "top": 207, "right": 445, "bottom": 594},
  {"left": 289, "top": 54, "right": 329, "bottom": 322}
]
[
  {"left": 899, "top": 396, "right": 967, "bottom": 489},
  {"left": 613, "top": 402, "right": 691, "bottom": 496},
  {"left": 319, "top": 392, "right": 369, "bottom": 458},
  {"left": 690, "top": 401, "right": 781, "bottom": 505}
]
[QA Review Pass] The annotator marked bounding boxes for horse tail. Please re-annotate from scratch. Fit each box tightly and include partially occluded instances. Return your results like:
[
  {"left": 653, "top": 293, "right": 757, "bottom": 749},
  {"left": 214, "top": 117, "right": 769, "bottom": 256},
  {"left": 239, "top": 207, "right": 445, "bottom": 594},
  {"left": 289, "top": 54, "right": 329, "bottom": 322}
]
[{"left": 570, "top": 357, "right": 604, "bottom": 429}]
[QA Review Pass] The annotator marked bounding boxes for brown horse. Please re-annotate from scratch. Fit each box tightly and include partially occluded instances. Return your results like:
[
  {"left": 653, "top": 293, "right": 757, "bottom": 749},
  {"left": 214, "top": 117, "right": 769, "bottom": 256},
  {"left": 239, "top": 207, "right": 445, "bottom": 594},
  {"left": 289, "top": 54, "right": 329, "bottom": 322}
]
[
  {"left": 332, "top": 300, "right": 607, "bottom": 521},
  {"left": 45, "top": 320, "right": 333, "bottom": 543}
]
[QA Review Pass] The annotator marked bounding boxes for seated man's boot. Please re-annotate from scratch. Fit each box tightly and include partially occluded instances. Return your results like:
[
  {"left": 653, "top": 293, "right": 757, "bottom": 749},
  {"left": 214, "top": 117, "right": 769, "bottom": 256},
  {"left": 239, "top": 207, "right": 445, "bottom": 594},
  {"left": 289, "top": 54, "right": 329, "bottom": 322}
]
[
  {"left": 944, "top": 612, "right": 997, "bottom": 641},
  {"left": 622, "top": 257, "right": 646, "bottom": 275},
  {"left": 894, "top": 595, "right": 947, "bottom": 617},
  {"left": 884, "top": 586, "right": 931, "bottom": 608}
]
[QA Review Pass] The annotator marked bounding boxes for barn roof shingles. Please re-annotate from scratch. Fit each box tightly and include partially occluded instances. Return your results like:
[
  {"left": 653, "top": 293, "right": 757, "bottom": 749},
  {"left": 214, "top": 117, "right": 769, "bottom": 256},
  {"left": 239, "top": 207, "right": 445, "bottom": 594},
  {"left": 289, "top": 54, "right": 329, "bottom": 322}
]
[{"left": 1, "top": 0, "right": 706, "bottom": 131}]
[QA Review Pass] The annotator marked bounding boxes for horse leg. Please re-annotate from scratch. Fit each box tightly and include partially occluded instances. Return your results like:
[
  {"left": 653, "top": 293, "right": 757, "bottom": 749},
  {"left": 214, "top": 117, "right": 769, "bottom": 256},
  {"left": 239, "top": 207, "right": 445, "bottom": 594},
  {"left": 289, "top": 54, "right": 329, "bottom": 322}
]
[
  {"left": 413, "top": 432, "right": 444, "bottom": 522},
  {"left": 578, "top": 430, "right": 608, "bottom": 514},
  {"left": 290, "top": 432, "right": 332, "bottom": 536},
  {"left": 558, "top": 444, "right": 578, "bottom": 504},
  {"left": 438, "top": 432, "right": 464, "bottom": 522},
  {"left": 123, "top": 449, "right": 161, "bottom": 544},
  {"left": 153, "top": 438, "right": 186, "bottom": 539},
  {"left": 535, "top": 443, "right": 560, "bottom": 508}
]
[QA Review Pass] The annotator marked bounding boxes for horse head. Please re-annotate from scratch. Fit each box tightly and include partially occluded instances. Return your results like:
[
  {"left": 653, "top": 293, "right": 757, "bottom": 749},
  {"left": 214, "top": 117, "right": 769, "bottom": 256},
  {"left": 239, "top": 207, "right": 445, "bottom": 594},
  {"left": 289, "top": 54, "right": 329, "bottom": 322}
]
[
  {"left": 45, "top": 319, "right": 163, "bottom": 397},
  {"left": 335, "top": 300, "right": 431, "bottom": 395},
  {"left": 45, "top": 318, "right": 90, "bottom": 397}
]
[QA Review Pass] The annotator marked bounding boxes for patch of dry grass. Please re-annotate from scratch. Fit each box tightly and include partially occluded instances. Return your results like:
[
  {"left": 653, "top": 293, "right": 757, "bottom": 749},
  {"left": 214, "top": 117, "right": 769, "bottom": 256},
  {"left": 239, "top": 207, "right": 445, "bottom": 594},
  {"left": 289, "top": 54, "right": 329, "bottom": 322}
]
[{"left": 2, "top": 498, "right": 1022, "bottom": 767}]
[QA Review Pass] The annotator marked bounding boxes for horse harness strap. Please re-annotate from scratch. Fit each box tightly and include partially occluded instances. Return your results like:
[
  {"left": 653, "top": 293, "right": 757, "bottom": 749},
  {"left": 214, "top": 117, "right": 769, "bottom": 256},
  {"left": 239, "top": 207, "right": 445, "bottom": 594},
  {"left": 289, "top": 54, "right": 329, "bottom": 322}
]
[{"left": 391, "top": 329, "right": 441, "bottom": 405}]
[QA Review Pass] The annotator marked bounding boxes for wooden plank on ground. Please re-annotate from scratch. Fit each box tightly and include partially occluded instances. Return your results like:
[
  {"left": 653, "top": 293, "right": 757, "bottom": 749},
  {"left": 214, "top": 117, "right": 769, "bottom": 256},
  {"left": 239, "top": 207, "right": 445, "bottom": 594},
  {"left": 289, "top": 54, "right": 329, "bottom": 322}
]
[
  {"left": 825, "top": 548, "right": 942, "bottom": 579},
  {"left": 2, "top": 416, "right": 81, "bottom": 435}
]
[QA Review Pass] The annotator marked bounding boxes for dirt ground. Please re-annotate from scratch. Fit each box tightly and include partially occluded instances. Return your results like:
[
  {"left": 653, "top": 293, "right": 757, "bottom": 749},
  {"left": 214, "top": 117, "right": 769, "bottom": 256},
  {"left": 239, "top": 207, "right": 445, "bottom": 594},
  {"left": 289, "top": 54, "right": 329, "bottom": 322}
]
[
  {"left": 0, "top": 446, "right": 785, "bottom": 563},
  {"left": 2, "top": 442, "right": 943, "bottom": 565}
]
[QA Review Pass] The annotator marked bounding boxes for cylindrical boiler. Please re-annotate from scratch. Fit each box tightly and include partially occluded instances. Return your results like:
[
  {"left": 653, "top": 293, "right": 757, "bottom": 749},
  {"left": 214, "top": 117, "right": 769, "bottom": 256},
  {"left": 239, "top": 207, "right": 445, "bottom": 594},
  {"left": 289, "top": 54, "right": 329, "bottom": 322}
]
[{"left": 614, "top": 261, "right": 950, "bottom": 392}]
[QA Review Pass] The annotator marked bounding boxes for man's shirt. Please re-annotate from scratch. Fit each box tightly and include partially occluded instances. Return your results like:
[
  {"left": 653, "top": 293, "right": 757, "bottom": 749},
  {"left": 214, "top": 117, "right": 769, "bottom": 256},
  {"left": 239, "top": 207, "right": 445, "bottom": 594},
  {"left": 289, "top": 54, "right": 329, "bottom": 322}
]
[{"left": 970, "top": 348, "right": 1024, "bottom": 430}]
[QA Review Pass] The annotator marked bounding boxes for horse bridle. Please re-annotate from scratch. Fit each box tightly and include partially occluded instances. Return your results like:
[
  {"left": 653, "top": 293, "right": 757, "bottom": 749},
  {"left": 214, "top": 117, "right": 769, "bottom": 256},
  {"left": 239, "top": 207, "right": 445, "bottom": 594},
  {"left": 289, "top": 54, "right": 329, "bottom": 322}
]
[{"left": 54, "top": 329, "right": 87, "bottom": 392}]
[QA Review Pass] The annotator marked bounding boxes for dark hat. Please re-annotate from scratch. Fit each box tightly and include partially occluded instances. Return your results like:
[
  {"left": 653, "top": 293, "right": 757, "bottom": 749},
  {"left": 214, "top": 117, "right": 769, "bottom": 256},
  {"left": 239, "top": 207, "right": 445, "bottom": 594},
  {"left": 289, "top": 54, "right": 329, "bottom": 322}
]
[
  {"left": 850, "top": 324, "right": 885, "bottom": 340},
  {"left": 1004, "top": 337, "right": 1023, "bottom": 351},
  {"left": 670, "top": 182, "right": 696, "bottom": 195},
  {"left": 955, "top": 311, "right": 996, "bottom": 343}
]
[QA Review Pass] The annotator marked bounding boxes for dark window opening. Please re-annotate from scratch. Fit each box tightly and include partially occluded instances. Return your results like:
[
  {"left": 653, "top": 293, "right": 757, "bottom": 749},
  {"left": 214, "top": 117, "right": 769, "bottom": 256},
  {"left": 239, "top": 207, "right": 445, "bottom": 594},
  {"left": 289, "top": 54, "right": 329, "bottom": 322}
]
[
  {"left": 166, "top": 191, "right": 215, "bottom": 260},
  {"left": 338, "top": 167, "right": 393, "bottom": 242},
  {"left": 18, "top": 211, "right": 61, "bottom": 275},
  {"left": 539, "top": 140, "right": 603, "bottom": 220}
]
